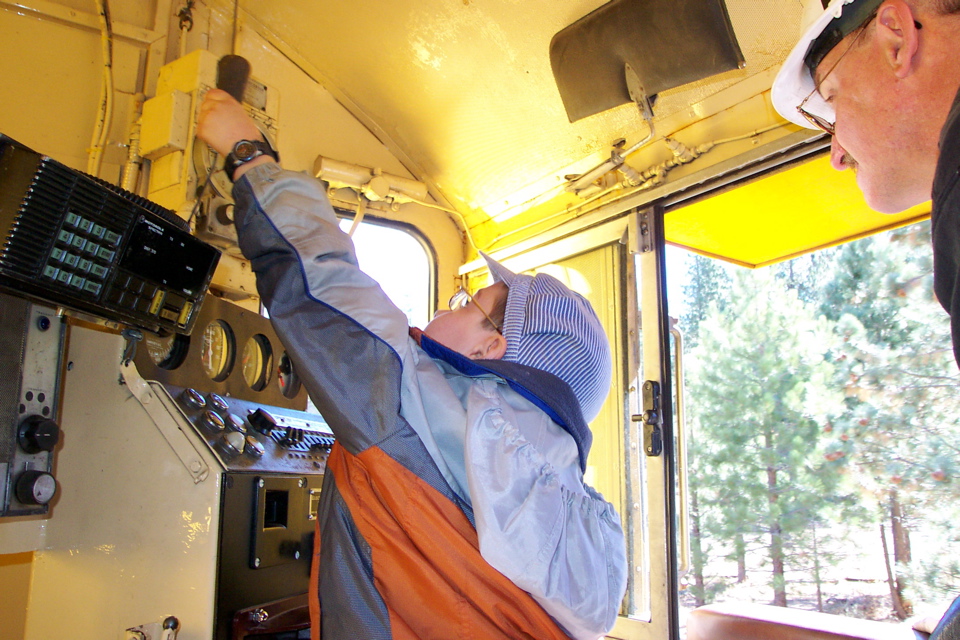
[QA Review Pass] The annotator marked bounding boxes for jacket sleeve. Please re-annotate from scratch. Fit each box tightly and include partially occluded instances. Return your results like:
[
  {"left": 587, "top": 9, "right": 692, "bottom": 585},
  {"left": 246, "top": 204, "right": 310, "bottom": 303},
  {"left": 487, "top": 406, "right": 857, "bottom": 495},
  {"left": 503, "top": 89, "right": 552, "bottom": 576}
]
[
  {"left": 230, "top": 163, "right": 417, "bottom": 453},
  {"left": 233, "top": 163, "right": 412, "bottom": 354},
  {"left": 464, "top": 383, "right": 628, "bottom": 640}
]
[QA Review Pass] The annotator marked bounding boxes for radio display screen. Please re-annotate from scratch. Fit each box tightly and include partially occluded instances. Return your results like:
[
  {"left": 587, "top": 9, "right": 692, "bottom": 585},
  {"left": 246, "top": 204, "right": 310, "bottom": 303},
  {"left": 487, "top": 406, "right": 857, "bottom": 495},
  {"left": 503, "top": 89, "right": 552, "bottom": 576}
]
[{"left": 119, "top": 216, "right": 220, "bottom": 296}]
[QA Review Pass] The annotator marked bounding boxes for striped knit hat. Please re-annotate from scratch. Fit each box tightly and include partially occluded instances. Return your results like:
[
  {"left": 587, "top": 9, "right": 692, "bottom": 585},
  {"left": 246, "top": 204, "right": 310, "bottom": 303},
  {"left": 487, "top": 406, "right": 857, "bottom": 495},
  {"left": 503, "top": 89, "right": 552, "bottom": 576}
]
[{"left": 481, "top": 252, "right": 612, "bottom": 422}]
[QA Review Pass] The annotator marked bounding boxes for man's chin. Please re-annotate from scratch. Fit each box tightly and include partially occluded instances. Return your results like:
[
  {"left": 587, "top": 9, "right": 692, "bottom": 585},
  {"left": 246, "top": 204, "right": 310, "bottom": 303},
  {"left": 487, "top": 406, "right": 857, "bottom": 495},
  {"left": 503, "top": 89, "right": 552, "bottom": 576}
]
[{"left": 858, "top": 174, "right": 929, "bottom": 215}]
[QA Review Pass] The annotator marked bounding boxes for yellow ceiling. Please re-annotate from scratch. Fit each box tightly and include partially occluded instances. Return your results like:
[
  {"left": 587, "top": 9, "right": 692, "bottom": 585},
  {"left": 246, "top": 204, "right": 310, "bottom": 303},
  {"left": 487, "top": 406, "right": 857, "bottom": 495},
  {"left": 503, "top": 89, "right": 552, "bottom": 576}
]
[
  {"left": 236, "top": 0, "right": 803, "bottom": 219},
  {"left": 665, "top": 155, "right": 931, "bottom": 268},
  {"left": 232, "top": 0, "right": 924, "bottom": 264}
]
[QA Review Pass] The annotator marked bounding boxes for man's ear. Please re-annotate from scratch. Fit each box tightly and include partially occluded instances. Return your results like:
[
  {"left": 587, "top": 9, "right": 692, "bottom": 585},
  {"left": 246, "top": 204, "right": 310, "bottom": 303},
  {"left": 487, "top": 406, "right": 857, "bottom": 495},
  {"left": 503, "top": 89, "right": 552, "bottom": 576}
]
[
  {"left": 472, "top": 333, "right": 507, "bottom": 360},
  {"left": 875, "top": 0, "right": 921, "bottom": 79}
]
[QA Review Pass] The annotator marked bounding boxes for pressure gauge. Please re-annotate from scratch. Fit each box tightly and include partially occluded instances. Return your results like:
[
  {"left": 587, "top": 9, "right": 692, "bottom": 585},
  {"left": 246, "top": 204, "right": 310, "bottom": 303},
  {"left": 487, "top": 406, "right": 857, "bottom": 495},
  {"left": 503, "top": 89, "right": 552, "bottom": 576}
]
[
  {"left": 242, "top": 334, "right": 273, "bottom": 391},
  {"left": 201, "top": 320, "right": 235, "bottom": 381}
]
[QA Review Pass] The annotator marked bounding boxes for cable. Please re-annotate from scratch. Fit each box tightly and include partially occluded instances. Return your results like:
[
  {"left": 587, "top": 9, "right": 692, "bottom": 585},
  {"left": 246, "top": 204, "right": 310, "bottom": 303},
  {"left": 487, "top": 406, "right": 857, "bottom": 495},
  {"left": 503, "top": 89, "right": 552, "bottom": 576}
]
[
  {"left": 187, "top": 152, "right": 218, "bottom": 228},
  {"left": 231, "top": 0, "right": 239, "bottom": 56},
  {"left": 87, "top": 0, "right": 114, "bottom": 178},
  {"left": 485, "top": 122, "right": 791, "bottom": 251},
  {"left": 405, "top": 196, "right": 478, "bottom": 252}
]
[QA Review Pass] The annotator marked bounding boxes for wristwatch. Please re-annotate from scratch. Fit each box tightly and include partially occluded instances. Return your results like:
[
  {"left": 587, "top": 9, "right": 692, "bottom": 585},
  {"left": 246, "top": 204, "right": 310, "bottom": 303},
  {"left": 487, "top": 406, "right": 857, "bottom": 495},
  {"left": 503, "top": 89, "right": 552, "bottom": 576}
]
[{"left": 224, "top": 137, "right": 279, "bottom": 182}]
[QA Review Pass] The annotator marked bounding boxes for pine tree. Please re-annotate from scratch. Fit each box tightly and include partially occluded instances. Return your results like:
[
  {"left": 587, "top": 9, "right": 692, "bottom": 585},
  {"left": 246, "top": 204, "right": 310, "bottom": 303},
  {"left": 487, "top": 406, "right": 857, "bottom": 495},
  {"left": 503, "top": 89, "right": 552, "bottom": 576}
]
[
  {"left": 688, "top": 268, "right": 849, "bottom": 606},
  {"left": 816, "top": 223, "right": 960, "bottom": 616},
  {"left": 680, "top": 254, "right": 732, "bottom": 348}
]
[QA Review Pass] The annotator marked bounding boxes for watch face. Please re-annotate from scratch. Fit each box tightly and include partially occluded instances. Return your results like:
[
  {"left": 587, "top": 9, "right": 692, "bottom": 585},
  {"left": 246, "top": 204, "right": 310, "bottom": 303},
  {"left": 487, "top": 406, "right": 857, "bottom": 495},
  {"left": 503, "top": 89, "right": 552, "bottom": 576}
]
[{"left": 234, "top": 140, "right": 259, "bottom": 162}]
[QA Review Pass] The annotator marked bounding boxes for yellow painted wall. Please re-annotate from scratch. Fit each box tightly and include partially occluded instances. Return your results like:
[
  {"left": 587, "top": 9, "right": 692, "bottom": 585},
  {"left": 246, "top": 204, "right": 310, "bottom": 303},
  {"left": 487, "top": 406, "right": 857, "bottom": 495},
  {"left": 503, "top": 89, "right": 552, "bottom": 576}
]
[{"left": 0, "top": 552, "right": 32, "bottom": 640}]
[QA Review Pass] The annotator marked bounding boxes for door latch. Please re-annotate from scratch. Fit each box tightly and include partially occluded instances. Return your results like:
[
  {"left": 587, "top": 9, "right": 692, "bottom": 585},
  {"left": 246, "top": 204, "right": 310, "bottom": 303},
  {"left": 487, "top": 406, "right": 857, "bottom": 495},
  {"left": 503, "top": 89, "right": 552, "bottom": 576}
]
[{"left": 632, "top": 380, "right": 663, "bottom": 457}]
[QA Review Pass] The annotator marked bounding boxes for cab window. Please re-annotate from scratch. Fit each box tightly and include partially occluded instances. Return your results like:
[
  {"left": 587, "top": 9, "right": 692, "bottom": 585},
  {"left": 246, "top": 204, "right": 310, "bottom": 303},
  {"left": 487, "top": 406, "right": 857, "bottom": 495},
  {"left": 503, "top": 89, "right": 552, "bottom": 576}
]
[{"left": 673, "top": 220, "right": 960, "bottom": 625}]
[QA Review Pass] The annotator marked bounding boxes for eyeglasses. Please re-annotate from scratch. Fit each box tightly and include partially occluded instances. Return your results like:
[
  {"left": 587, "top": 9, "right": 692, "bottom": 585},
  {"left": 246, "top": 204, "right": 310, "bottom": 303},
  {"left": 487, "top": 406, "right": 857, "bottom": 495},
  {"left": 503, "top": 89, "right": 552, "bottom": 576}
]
[
  {"left": 797, "top": 16, "right": 922, "bottom": 135},
  {"left": 797, "top": 14, "right": 877, "bottom": 135},
  {"left": 449, "top": 287, "right": 502, "bottom": 334}
]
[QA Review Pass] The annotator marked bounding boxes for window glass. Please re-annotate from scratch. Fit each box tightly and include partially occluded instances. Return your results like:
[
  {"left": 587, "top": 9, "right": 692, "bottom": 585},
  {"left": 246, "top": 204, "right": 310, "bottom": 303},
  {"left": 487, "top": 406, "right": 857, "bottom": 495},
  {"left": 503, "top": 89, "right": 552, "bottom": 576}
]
[
  {"left": 672, "top": 220, "right": 960, "bottom": 629},
  {"left": 338, "top": 217, "right": 431, "bottom": 329}
]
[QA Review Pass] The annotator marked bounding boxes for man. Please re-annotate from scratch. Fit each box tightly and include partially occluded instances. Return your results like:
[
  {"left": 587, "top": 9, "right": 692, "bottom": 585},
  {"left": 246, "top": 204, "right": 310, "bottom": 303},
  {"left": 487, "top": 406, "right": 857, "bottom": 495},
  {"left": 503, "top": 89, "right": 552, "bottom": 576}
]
[
  {"left": 197, "top": 89, "right": 627, "bottom": 639},
  {"left": 771, "top": 0, "right": 960, "bottom": 364}
]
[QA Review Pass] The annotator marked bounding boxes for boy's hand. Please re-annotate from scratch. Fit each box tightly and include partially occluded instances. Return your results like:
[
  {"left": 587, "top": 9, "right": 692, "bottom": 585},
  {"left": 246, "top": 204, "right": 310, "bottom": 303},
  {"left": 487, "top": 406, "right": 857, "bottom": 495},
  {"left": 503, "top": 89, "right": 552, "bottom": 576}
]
[{"left": 196, "top": 89, "right": 263, "bottom": 157}]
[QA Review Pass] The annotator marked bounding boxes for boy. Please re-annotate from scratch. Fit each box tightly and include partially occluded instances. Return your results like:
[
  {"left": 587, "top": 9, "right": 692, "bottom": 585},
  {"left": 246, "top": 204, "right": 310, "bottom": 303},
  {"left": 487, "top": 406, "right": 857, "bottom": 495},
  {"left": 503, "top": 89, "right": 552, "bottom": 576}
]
[{"left": 198, "top": 89, "right": 627, "bottom": 639}]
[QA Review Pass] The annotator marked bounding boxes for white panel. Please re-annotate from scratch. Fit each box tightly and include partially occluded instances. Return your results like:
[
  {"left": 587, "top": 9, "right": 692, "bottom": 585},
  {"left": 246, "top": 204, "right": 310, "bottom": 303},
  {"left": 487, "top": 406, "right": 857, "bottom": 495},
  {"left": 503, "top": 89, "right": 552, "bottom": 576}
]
[{"left": 23, "top": 327, "right": 223, "bottom": 640}]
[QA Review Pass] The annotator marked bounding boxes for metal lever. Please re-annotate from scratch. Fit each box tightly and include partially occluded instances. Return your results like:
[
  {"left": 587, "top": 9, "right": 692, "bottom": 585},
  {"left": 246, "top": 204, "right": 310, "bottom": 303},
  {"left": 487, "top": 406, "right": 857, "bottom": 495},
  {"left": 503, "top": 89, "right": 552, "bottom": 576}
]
[
  {"left": 189, "top": 55, "right": 252, "bottom": 226},
  {"left": 216, "top": 54, "right": 251, "bottom": 103}
]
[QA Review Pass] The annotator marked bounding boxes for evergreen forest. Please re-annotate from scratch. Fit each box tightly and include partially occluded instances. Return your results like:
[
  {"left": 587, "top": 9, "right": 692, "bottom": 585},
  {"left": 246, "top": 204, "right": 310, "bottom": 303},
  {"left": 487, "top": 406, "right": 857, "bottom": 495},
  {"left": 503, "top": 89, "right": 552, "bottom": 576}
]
[{"left": 677, "top": 221, "right": 960, "bottom": 622}]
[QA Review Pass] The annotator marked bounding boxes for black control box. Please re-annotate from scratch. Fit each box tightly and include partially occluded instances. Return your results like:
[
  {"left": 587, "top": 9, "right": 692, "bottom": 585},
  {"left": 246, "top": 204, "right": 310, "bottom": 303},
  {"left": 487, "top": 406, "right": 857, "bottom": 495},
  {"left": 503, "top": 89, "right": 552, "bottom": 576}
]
[{"left": 0, "top": 134, "right": 220, "bottom": 334}]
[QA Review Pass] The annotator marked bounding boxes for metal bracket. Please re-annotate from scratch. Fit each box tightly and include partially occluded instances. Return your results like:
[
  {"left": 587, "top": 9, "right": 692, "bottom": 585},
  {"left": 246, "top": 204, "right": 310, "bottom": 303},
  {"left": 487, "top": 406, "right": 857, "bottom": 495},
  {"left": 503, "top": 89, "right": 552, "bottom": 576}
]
[
  {"left": 632, "top": 380, "right": 663, "bottom": 457},
  {"left": 120, "top": 362, "right": 210, "bottom": 483},
  {"left": 624, "top": 63, "right": 655, "bottom": 123},
  {"left": 637, "top": 208, "right": 655, "bottom": 254}
]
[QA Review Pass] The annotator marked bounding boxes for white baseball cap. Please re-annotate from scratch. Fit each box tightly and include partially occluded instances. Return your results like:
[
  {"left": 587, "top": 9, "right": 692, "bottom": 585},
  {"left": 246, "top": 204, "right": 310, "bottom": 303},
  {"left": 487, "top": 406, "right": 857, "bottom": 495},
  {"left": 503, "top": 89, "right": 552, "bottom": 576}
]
[{"left": 772, "top": 0, "right": 883, "bottom": 128}]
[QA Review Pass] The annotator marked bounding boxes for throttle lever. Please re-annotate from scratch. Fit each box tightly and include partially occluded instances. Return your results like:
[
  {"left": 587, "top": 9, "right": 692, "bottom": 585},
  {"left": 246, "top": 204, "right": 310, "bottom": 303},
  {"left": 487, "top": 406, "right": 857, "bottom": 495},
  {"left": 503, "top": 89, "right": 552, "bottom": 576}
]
[
  {"left": 190, "top": 55, "right": 252, "bottom": 225},
  {"left": 216, "top": 54, "right": 250, "bottom": 102}
]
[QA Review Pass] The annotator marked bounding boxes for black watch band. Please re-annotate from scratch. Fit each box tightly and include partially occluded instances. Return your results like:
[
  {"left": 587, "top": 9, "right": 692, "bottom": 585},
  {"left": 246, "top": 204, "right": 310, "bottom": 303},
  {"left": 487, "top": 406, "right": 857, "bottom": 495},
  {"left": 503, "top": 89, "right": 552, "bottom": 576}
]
[{"left": 224, "top": 138, "right": 279, "bottom": 182}]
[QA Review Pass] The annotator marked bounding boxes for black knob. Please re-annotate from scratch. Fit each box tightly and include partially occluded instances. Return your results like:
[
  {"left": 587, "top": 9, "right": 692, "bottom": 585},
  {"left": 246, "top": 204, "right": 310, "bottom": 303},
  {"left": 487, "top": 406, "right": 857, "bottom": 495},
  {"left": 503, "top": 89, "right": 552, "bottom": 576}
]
[
  {"left": 18, "top": 416, "right": 60, "bottom": 454},
  {"left": 248, "top": 408, "right": 278, "bottom": 435},
  {"left": 16, "top": 470, "right": 57, "bottom": 505}
]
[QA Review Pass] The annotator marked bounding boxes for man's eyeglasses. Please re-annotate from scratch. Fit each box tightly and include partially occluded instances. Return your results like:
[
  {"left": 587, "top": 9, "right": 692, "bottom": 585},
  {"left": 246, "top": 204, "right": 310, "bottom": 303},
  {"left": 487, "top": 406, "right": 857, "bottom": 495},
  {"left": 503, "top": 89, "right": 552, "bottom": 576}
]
[
  {"left": 797, "top": 15, "right": 921, "bottom": 135},
  {"left": 449, "top": 287, "right": 502, "bottom": 334},
  {"left": 797, "top": 15, "right": 876, "bottom": 135}
]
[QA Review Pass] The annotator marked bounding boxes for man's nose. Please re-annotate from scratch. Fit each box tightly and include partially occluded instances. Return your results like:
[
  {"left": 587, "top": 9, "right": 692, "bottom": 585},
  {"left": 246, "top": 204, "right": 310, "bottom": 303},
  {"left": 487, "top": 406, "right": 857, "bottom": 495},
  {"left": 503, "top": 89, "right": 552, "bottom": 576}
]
[
  {"left": 432, "top": 310, "right": 450, "bottom": 320},
  {"left": 830, "top": 135, "right": 850, "bottom": 171}
]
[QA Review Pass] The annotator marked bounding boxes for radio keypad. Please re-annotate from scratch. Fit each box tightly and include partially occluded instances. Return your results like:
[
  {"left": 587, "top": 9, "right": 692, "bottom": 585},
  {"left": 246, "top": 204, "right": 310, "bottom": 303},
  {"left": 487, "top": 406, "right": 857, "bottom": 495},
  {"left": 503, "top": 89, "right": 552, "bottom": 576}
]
[{"left": 44, "top": 212, "right": 121, "bottom": 303}]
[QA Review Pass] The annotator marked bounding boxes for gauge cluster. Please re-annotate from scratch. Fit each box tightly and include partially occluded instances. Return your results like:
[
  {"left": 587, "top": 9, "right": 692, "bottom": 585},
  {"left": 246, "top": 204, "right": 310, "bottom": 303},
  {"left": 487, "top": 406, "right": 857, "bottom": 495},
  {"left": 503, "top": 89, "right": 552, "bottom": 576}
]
[
  {"left": 132, "top": 286, "right": 332, "bottom": 475},
  {"left": 167, "top": 384, "right": 334, "bottom": 474}
]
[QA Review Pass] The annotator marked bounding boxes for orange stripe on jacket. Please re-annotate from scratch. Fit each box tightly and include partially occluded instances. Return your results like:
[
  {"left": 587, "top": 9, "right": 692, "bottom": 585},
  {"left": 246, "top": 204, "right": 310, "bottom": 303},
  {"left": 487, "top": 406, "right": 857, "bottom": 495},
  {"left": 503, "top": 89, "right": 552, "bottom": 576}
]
[{"left": 316, "top": 441, "right": 572, "bottom": 640}]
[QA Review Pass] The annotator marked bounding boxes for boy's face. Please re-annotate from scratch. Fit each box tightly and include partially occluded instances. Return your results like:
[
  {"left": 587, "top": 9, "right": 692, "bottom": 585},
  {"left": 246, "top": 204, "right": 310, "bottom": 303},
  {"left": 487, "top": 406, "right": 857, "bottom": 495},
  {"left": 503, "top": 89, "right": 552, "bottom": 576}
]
[{"left": 424, "top": 282, "right": 508, "bottom": 360}]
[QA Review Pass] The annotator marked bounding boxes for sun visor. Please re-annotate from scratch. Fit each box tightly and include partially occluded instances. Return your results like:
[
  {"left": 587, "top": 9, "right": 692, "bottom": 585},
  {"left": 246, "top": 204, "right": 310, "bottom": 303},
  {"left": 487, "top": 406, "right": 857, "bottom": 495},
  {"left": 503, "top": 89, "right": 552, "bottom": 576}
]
[{"left": 550, "top": 0, "right": 745, "bottom": 122}]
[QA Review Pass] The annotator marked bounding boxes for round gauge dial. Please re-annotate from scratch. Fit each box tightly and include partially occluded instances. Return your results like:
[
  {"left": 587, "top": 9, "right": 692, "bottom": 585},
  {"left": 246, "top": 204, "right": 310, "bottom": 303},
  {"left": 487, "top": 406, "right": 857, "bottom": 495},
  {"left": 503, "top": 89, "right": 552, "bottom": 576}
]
[
  {"left": 201, "top": 320, "right": 235, "bottom": 382},
  {"left": 277, "top": 351, "right": 302, "bottom": 399},
  {"left": 242, "top": 334, "right": 273, "bottom": 391},
  {"left": 144, "top": 331, "right": 188, "bottom": 370}
]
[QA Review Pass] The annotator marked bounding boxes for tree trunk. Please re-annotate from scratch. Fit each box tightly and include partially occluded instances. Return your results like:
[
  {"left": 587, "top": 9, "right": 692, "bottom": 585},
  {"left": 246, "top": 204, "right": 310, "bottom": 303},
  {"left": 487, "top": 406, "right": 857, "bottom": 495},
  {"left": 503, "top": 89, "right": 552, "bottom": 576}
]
[
  {"left": 880, "top": 521, "right": 910, "bottom": 620},
  {"left": 767, "top": 460, "right": 787, "bottom": 607},
  {"left": 736, "top": 533, "right": 747, "bottom": 583},
  {"left": 889, "top": 490, "right": 913, "bottom": 617},
  {"left": 690, "top": 485, "right": 706, "bottom": 607},
  {"left": 812, "top": 521, "right": 823, "bottom": 612}
]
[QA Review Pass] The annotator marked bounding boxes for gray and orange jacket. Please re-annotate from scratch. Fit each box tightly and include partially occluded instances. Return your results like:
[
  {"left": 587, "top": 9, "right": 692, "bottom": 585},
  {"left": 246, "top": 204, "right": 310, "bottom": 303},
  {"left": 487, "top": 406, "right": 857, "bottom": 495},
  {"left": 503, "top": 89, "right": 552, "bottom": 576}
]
[{"left": 233, "top": 164, "right": 627, "bottom": 639}]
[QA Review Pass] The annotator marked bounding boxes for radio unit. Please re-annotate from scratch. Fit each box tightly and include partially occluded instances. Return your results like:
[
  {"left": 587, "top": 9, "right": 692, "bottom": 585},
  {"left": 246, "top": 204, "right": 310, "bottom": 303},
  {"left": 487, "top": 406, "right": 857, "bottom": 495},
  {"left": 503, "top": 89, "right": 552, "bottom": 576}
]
[{"left": 0, "top": 134, "right": 220, "bottom": 334}]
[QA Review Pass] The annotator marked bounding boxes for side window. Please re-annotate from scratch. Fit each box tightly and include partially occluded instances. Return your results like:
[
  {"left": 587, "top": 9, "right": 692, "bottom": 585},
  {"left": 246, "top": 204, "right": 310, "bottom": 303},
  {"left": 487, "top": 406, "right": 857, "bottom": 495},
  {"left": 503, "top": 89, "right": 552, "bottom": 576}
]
[{"left": 337, "top": 217, "right": 432, "bottom": 329}]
